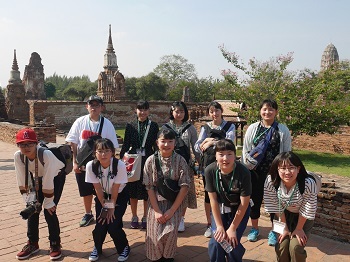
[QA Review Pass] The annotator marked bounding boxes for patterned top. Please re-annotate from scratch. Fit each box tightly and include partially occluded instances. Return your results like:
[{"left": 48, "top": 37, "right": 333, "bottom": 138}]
[{"left": 264, "top": 175, "right": 318, "bottom": 220}]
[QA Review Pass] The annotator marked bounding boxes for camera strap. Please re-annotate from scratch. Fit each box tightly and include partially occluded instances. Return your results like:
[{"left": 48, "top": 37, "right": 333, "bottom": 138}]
[{"left": 24, "top": 154, "right": 40, "bottom": 200}]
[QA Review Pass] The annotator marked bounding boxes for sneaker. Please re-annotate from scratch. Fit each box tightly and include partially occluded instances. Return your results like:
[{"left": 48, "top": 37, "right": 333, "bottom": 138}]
[
  {"left": 89, "top": 247, "right": 99, "bottom": 261},
  {"left": 268, "top": 230, "right": 278, "bottom": 246},
  {"left": 141, "top": 217, "right": 147, "bottom": 229},
  {"left": 247, "top": 228, "right": 260, "bottom": 242},
  {"left": 204, "top": 225, "right": 212, "bottom": 238},
  {"left": 178, "top": 217, "right": 185, "bottom": 232},
  {"left": 16, "top": 241, "right": 39, "bottom": 260},
  {"left": 118, "top": 245, "right": 130, "bottom": 262},
  {"left": 79, "top": 213, "right": 94, "bottom": 227},
  {"left": 130, "top": 216, "right": 139, "bottom": 229},
  {"left": 49, "top": 242, "right": 62, "bottom": 260}
]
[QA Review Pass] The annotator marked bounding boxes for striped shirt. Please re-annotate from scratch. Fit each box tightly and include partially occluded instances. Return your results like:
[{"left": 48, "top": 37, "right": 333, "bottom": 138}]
[{"left": 264, "top": 175, "right": 318, "bottom": 220}]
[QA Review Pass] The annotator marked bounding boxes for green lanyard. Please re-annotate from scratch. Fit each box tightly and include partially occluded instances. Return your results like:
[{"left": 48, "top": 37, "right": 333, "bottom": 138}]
[
  {"left": 99, "top": 165, "right": 111, "bottom": 199},
  {"left": 277, "top": 183, "right": 298, "bottom": 220},
  {"left": 253, "top": 124, "right": 270, "bottom": 144},
  {"left": 216, "top": 164, "right": 236, "bottom": 194},
  {"left": 89, "top": 116, "right": 101, "bottom": 133}
]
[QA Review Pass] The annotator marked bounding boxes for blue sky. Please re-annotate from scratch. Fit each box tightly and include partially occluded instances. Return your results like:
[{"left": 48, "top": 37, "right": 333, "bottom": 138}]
[{"left": 1, "top": 0, "right": 349, "bottom": 87}]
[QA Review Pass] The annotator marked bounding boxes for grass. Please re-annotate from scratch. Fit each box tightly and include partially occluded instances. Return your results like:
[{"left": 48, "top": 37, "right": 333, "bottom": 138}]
[
  {"left": 116, "top": 127, "right": 125, "bottom": 139},
  {"left": 294, "top": 149, "right": 350, "bottom": 178}
]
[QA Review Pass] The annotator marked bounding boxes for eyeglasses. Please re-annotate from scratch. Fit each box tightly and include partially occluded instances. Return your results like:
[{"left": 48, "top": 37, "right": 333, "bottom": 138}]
[
  {"left": 96, "top": 149, "right": 112, "bottom": 155},
  {"left": 18, "top": 143, "right": 36, "bottom": 148},
  {"left": 278, "top": 166, "right": 298, "bottom": 173},
  {"left": 89, "top": 104, "right": 101, "bottom": 108}
]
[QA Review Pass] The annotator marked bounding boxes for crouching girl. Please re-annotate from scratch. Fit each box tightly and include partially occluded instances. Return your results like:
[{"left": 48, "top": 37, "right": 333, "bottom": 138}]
[
  {"left": 143, "top": 129, "right": 190, "bottom": 262},
  {"left": 85, "top": 138, "right": 130, "bottom": 262},
  {"left": 205, "top": 139, "right": 251, "bottom": 262}
]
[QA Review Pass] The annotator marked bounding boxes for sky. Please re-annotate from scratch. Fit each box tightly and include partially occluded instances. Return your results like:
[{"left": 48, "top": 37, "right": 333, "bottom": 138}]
[{"left": 1, "top": 0, "right": 350, "bottom": 87}]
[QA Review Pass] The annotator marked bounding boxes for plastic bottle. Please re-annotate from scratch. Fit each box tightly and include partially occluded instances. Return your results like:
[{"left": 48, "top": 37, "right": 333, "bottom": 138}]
[{"left": 213, "top": 230, "right": 234, "bottom": 253}]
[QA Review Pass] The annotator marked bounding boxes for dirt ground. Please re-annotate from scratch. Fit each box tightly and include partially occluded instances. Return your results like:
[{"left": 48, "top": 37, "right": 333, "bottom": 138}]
[{"left": 292, "top": 126, "right": 350, "bottom": 155}]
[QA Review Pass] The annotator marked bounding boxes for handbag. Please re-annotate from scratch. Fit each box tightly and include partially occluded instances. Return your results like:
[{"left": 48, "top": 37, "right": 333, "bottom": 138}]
[
  {"left": 245, "top": 121, "right": 277, "bottom": 170},
  {"left": 122, "top": 120, "right": 151, "bottom": 182},
  {"left": 154, "top": 151, "right": 180, "bottom": 202},
  {"left": 76, "top": 117, "right": 104, "bottom": 168}
]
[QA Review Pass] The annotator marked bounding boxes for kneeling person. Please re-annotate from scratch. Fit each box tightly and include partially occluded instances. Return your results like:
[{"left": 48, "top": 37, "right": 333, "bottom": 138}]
[
  {"left": 205, "top": 139, "right": 251, "bottom": 262},
  {"left": 14, "top": 128, "right": 66, "bottom": 260}
]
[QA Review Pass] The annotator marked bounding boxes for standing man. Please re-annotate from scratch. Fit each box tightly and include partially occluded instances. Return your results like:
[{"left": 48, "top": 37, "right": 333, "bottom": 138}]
[
  {"left": 66, "top": 95, "right": 118, "bottom": 227},
  {"left": 14, "top": 128, "right": 65, "bottom": 260}
]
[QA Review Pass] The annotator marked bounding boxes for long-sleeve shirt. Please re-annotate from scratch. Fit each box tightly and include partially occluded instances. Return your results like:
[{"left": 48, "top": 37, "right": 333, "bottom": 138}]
[
  {"left": 194, "top": 120, "right": 235, "bottom": 154},
  {"left": 264, "top": 175, "right": 318, "bottom": 220},
  {"left": 14, "top": 146, "right": 65, "bottom": 209}
]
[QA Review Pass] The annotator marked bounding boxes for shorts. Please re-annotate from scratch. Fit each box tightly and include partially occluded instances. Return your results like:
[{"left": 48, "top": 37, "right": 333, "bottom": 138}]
[{"left": 75, "top": 171, "right": 94, "bottom": 197}]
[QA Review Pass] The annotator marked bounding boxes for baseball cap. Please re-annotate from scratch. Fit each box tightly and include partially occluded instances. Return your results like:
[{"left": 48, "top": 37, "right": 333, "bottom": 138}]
[
  {"left": 16, "top": 128, "right": 38, "bottom": 144},
  {"left": 87, "top": 95, "right": 103, "bottom": 105}
]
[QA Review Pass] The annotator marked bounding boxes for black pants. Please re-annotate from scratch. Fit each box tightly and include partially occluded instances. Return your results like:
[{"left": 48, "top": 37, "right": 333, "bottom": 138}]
[
  {"left": 27, "top": 174, "right": 66, "bottom": 244},
  {"left": 93, "top": 188, "right": 129, "bottom": 254},
  {"left": 250, "top": 170, "right": 266, "bottom": 219}
]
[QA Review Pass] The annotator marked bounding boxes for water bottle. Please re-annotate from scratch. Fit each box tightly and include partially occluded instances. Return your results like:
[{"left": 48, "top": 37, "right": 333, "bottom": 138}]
[
  {"left": 218, "top": 239, "right": 233, "bottom": 253},
  {"left": 213, "top": 230, "right": 234, "bottom": 253}
]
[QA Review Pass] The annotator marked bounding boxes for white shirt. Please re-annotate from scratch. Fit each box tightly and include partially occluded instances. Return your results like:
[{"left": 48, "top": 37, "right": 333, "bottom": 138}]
[{"left": 85, "top": 158, "right": 127, "bottom": 193}]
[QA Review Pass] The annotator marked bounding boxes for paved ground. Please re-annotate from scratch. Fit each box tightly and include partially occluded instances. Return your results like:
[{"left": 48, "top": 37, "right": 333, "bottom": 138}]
[{"left": 0, "top": 139, "right": 349, "bottom": 262}]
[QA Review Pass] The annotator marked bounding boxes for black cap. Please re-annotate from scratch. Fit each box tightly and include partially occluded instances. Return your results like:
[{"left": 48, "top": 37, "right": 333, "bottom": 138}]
[{"left": 87, "top": 95, "right": 103, "bottom": 105}]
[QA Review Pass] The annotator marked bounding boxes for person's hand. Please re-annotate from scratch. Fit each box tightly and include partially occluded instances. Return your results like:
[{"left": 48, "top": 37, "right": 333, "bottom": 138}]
[
  {"left": 226, "top": 229, "right": 238, "bottom": 248},
  {"left": 200, "top": 138, "right": 216, "bottom": 151},
  {"left": 73, "top": 162, "right": 81, "bottom": 173},
  {"left": 46, "top": 205, "right": 56, "bottom": 215},
  {"left": 163, "top": 209, "right": 175, "bottom": 222},
  {"left": 278, "top": 227, "right": 290, "bottom": 243},
  {"left": 105, "top": 208, "right": 115, "bottom": 224},
  {"left": 291, "top": 228, "right": 307, "bottom": 246},
  {"left": 97, "top": 208, "right": 108, "bottom": 225},
  {"left": 213, "top": 226, "right": 226, "bottom": 242},
  {"left": 155, "top": 211, "right": 166, "bottom": 224}
]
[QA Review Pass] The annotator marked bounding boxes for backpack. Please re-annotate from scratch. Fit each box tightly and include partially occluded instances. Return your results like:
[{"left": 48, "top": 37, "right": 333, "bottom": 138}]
[
  {"left": 91, "top": 158, "right": 119, "bottom": 179},
  {"left": 20, "top": 142, "right": 73, "bottom": 175},
  {"left": 274, "top": 171, "right": 322, "bottom": 194},
  {"left": 163, "top": 123, "right": 192, "bottom": 163},
  {"left": 200, "top": 121, "right": 232, "bottom": 171}
]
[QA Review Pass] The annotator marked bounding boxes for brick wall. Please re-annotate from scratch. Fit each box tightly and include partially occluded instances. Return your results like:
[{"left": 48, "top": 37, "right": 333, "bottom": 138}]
[{"left": 0, "top": 122, "right": 57, "bottom": 144}]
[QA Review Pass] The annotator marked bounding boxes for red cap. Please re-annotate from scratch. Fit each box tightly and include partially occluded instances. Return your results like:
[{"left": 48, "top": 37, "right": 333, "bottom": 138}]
[{"left": 16, "top": 128, "right": 38, "bottom": 144}]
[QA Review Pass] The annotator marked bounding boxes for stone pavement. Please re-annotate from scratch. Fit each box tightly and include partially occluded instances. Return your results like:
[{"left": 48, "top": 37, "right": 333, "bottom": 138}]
[{"left": 0, "top": 139, "right": 349, "bottom": 262}]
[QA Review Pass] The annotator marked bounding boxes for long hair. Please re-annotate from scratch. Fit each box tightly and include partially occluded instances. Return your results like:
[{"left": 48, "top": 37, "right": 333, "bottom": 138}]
[
  {"left": 93, "top": 138, "right": 116, "bottom": 158},
  {"left": 269, "top": 151, "right": 308, "bottom": 189},
  {"left": 169, "top": 101, "right": 189, "bottom": 122},
  {"left": 207, "top": 101, "right": 223, "bottom": 115}
]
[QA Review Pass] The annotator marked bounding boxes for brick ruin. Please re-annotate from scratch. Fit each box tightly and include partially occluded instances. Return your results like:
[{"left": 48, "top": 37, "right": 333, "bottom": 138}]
[{"left": 23, "top": 52, "right": 45, "bottom": 100}]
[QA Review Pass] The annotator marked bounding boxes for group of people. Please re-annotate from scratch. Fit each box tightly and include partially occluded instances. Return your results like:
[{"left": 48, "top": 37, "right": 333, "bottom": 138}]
[{"left": 13, "top": 95, "right": 318, "bottom": 262}]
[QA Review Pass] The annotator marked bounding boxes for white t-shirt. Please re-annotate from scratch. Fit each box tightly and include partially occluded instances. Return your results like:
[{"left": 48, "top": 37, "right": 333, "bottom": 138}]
[
  {"left": 65, "top": 115, "right": 119, "bottom": 152},
  {"left": 14, "top": 146, "right": 65, "bottom": 209},
  {"left": 85, "top": 158, "right": 127, "bottom": 193}
]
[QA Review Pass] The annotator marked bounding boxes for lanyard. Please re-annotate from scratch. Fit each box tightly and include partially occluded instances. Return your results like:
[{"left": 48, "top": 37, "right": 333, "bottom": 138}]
[
  {"left": 209, "top": 120, "right": 224, "bottom": 130},
  {"left": 216, "top": 164, "right": 237, "bottom": 194},
  {"left": 277, "top": 183, "right": 298, "bottom": 221},
  {"left": 137, "top": 119, "right": 151, "bottom": 149},
  {"left": 24, "top": 154, "right": 39, "bottom": 200},
  {"left": 89, "top": 116, "right": 101, "bottom": 133},
  {"left": 253, "top": 124, "right": 270, "bottom": 144},
  {"left": 99, "top": 165, "right": 111, "bottom": 199},
  {"left": 158, "top": 153, "right": 174, "bottom": 178}
]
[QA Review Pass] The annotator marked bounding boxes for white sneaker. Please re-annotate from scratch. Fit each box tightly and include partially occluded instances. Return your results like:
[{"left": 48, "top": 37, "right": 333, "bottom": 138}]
[
  {"left": 178, "top": 217, "right": 185, "bottom": 232},
  {"left": 204, "top": 226, "right": 212, "bottom": 238}
]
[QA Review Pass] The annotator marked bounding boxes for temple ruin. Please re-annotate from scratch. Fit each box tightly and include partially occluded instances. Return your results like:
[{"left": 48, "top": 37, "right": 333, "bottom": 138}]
[
  {"left": 321, "top": 43, "right": 339, "bottom": 71},
  {"left": 23, "top": 52, "right": 46, "bottom": 100}
]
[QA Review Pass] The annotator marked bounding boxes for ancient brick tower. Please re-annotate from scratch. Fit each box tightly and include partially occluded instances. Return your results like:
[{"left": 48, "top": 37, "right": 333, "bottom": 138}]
[
  {"left": 97, "top": 25, "right": 126, "bottom": 101},
  {"left": 23, "top": 52, "right": 46, "bottom": 100},
  {"left": 5, "top": 50, "right": 29, "bottom": 121},
  {"left": 321, "top": 43, "right": 339, "bottom": 71}
]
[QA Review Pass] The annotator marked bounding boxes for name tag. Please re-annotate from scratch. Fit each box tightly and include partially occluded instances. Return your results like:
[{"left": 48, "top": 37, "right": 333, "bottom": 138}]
[
  {"left": 104, "top": 200, "right": 115, "bottom": 209},
  {"left": 157, "top": 193, "right": 167, "bottom": 201},
  {"left": 273, "top": 220, "right": 286, "bottom": 234}
]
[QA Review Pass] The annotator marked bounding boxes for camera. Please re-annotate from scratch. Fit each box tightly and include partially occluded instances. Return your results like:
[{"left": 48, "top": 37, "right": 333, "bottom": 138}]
[{"left": 20, "top": 202, "right": 42, "bottom": 220}]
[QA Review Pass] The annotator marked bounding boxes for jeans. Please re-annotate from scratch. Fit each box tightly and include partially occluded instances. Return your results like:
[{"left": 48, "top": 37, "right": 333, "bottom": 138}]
[
  {"left": 92, "top": 188, "right": 129, "bottom": 254},
  {"left": 27, "top": 173, "right": 66, "bottom": 244},
  {"left": 208, "top": 205, "right": 250, "bottom": 262}
]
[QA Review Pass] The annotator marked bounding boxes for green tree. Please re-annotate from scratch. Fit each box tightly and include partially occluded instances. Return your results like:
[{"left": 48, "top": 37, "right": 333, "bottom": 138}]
[
  {"left": 125, "top": 77, "right": 139, "bottom": 100},
  {"left": 63, "top": 79, "right": 97, "bottom": 101},
  {"left": 219, "top": 45, "right": 349, "bottom": 136},
  {"left": 153, "top": 54, "right": 197, "bottom": 92},
  {"left": 135, "top": 73, "right": 167, "bottom": 100},
  {"left": 44, "top": 82, "right": 57, "bottom": 99}
]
